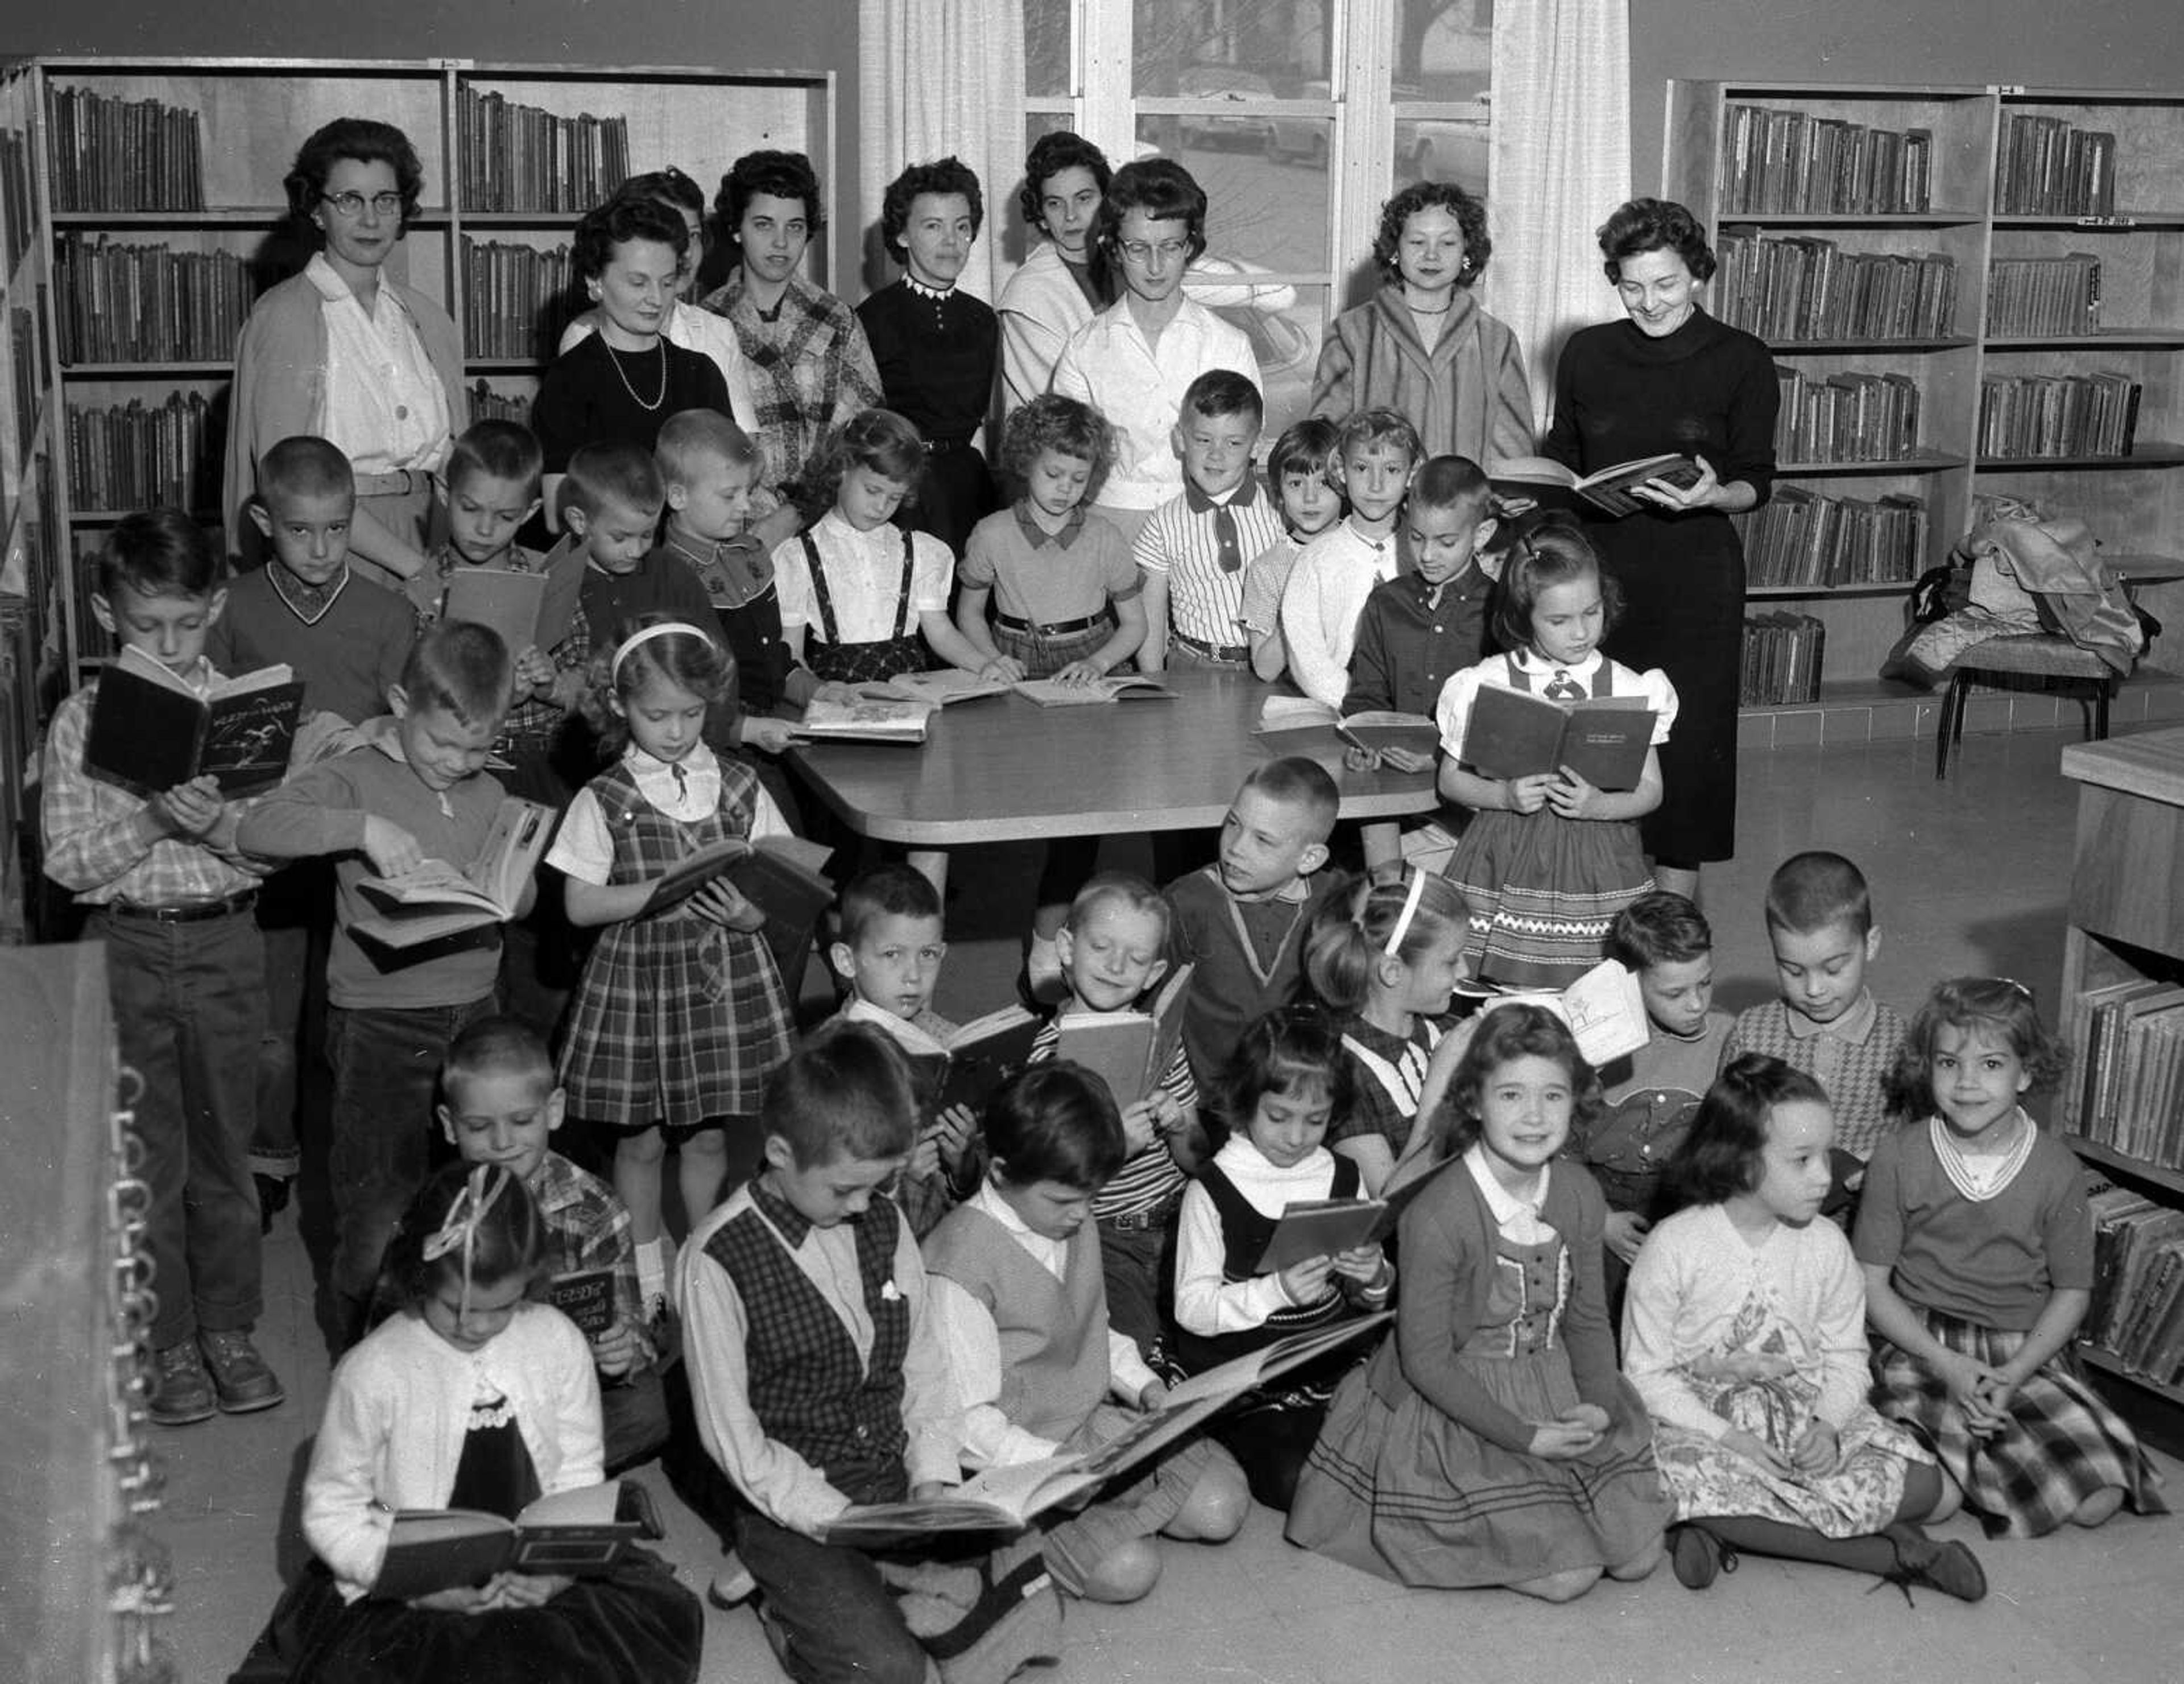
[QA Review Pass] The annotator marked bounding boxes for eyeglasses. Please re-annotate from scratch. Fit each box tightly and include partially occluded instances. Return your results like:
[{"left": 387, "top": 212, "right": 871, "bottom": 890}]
[
  {"left": 321, "top": 190, "right": 404, "bottom": 219},
  {"left": 1117, "top": 237, "right": 1191, "bottom": 265}
]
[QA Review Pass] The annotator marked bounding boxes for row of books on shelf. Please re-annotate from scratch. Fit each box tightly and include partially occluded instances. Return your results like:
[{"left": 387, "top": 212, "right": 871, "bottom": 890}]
[
  {"left": 1977, "top": 372, "right": 2140, "bottom": 460},
  {"left": 1773, "top": 366, "right": 1920, "bottom": 463},
  {"left": 8, "top": 306, "right": 38, "bottom": 469},
  {"left": 2065, "top": 978, "right": 2184, "bottom": 1169},
  {"left": 1985, "top": 253, "right": 2101, "bottom": 337},
  {"left": 462, "top": 238, "right": 581, "bottom": 362},
  {"left": 1738, "top": 486, "right": 1927, "bottom": 588},
  {"left": 2086, "top": 1184, "right": 2184, "bottom": 1388},
  {"left": 42, "top": 84, "right": 204, "bottom": 213},
  {"left": 457, "top": 88, "right": 631, "bottom": 216},
  {"left": 1, "top": 125, "right": 35, "bottom": 277},
  {"left": 1994, "top": 112, "right": 2118, "bottom": 217},
  {"left": 1718, "top": 104, "right": 1934, "bottom": 216},
  {"left": 1739, "top": 613, "right": 1825, "bottom": 705},
  {"left": 1715, "top": 232, "right": 1958, "bottom": 343},
  {"left": 468, "top": 381, "right": 530, "bottom": 425},
  {"left": 55, "top": 233, "right": 263, "bottom": 366},
  {"left": 66, "top": 390, "right": 220, "bottom": 518}
]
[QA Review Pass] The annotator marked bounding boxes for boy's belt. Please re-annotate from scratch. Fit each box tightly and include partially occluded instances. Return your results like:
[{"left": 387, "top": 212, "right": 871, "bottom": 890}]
[
  {"left": 1172, "top": 630, "right": 1250, "bottom": 663},
  {"left": 106, "top": 889, "right": 258, "bottom": 923},
  {"left": 1101, "top": 1196, "right": 1182, "bottom": 1232},
  {"left": 996, "top": 611, "right": 1105, "bottom": 636},
  {"left": 354, "top": 468, "right": 431, "bottom": 497}
]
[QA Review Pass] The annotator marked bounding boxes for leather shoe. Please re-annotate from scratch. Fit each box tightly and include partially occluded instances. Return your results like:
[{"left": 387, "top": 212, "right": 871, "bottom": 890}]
[{"left": 198, "top": 1329, "right": 286, "bottom": 1414}]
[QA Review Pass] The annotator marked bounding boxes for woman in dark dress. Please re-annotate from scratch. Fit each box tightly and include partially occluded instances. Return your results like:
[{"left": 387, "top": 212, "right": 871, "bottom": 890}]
[{"left": 1543, "top": 198, "right": 1777, "bottom": 898}]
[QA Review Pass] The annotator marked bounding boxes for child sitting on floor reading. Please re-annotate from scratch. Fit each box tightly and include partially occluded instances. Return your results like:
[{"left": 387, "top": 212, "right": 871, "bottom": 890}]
[{"left": 924, "top": 1063, "right": 1247, "bottom": 1600}]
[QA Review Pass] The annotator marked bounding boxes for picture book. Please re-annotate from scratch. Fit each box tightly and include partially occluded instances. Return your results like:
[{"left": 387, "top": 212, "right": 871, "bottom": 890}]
[
  {"left": 1050, "top": 965, "right": 1195, "bottom": 1111},
  {"left": 820, "top": 1312, "right": 1391, "bottom": 1543},
  {"left": 793, "top": 694, "right": 933, "bottom": 744},
  {"left": 84, "top": 645, "right": 305, "bottom": 795},
  {"left": 353, "top": 798, "right": 555, "bottom": 948},
  {"left": 1469, "top": 959, "right": 1652, "bottom": 1070},
  {"left": 1491, "top": 453, "right": 1705, "bottom": 518},
  {"left": 1012, "top": 675, "right": 1176, "bottom": 707},
  {"left": 370, "top": 1481, "right": 646, "bottom": 1600},
  {"left": 548, "top": 1268, "right": 617, "bottom": 1338},
  {"left": 1255, "top": 696, "right": 1440, "bottom": 760},
  {"left": 1457, "top": 683, "right": 1656, "bottom": 791}
]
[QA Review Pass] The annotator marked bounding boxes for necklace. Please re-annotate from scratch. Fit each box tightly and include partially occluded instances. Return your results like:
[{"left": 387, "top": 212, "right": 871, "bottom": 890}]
[
  {"left": 603, "top": 339, "right": 668, "bottom": 412},
  {"left": 1405, "top": 298, "right": 1454, "bottom": 316}
]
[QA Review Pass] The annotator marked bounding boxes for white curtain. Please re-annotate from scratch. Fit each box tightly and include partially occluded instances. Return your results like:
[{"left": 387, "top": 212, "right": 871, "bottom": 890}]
[
  {"left": 859, "top": 0, "right": 1028, "bottom": 304},
  {"left": 1484, "top": 0, "right": 1631, "bottom": 436}
]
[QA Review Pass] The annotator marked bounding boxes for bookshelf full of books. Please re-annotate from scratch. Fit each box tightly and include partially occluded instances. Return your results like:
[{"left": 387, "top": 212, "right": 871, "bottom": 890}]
[
  {"left": 2057, "top": 728, "right": 2184, "bottom": 1418},
  {"left": 24, "top": 57, "right": 835, "bottom": 674},
  {"left": 1665, "top": 81, "right": 2184, "bottom": 708}
]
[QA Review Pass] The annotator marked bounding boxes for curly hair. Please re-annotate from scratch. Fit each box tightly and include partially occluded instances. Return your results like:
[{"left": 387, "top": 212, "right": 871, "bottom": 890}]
[
  {"left": 1017, "top": 131, "right": 1114, "bottom": 236},
  {"left": 717, "top": 148, "right": 825, "bottom": 237},
  {"left": 1433, "top": 1004, "right": 1603, "bottom": 1161},
  {"left": 1089, "top": 158, "right": 1209, "bottom": 296},
  {"left": 1373, "top": 180, "right": 1491, "bottom": 288},
  {"left": 804, "top": 408, "right": 926, "bottom": 519},
  {"left": 1488, "top": 510, "right": 1622, "bottom": 653},
  {"left": 572, "top": 194, "right": 689, "bottom": 284},
  {"left": 880, "top": 156, "right": 985, "bottom": 263},
  {"left": 998, "top": 393, "right": 1114, "bottom": 498},
  {"left": 1887, "top": 977, "right": 2067, "bottom": 1121},
  {"left": 1596, "top": 196, "right": 1717, "bottom": 284},
  {"left": 284, "top": 118, "right": 427, "bottom": 236},
  {"left": 578, "top": 613, "right": 736, "bottom": 754}
]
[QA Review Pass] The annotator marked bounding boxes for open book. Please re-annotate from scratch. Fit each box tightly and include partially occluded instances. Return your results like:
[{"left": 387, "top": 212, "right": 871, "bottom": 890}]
[
  {"left": 1463, "top": 958, "right": 1652, "bottom": 1071},
  {"left": 861, "top": 671, "right": 1015, "bottom": 707},
  {"left": 1050, "top": 965, "right": 1194, "bottom": 1111},
  {"left": 1492, "top": 453, "right": 1703, "bottom": 518},
  {"left": 932, "top": 1005, "right": 1046, "bottom": 1116},
  {"left": 370, "top": 1480, "right": 646, "bottom": 1600},
  {"left": 85, "top": 645, "right": 305, "bottom": 795},
  {"left": 821, "top": 1312, "right": 1391, "bottom": 1543},
  {"left": 353, "top": 798, "right": 555, "bottom": 948},
  {"left": 636, "top": 832, "right": 834, "bottom": 984},
  {"left": 1458, "top": 683, "right": 1656, "bottom": 791},
  {"left": 1255, "top": 696, "right": 1439, "bottom": 759},
  {"left": 1011, "top": 675, "right": 1176, "bottom": 707}
]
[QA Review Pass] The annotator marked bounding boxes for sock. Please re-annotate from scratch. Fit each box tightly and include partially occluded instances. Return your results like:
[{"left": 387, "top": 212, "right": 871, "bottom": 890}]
[
  {"left": 635, "top": 1236, "right": 671, "bottom": 1312},
  {"left": 1700, "top": 1514, "right": 1897, "bottom": 1578}
]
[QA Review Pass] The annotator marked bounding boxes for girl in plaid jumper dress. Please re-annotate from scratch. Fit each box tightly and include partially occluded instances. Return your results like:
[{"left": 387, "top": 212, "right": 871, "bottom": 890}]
[{"left": 551, "top": 620, "right": 796, "bottom": 1311}]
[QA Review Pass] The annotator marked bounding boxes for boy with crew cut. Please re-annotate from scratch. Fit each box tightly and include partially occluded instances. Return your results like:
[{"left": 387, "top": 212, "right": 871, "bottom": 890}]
[
  {"left": 435, "top": 1016, "right": 667, "bottom": 1472},
  {"left": 1164, "top": 757, "right": 1345, "bottom": 1095},
  {"left": 1722, "top": 849, "right": 1909, "bottom": 1184},
  {"left": 43, "top": 510, "right": 280, "bottom": 1426},
  {"left": 677, "top": 1022, "right": 979, "bottom": 1684},
  {"left": 1280, "top": 407, "right": 1426, "bottom": 708},
  {"left": 237, "top": 620, "right": 527, "bottom": 1342},
  {"left": 1134, "top": 368, "right": 1285, "bottom": 672}
]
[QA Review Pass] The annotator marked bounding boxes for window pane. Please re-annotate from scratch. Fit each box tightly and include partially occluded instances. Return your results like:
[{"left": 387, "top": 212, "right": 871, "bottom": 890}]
[
  {"left": 1135, "top": 117, "right": 1330, "bottom": 272},
  {"left": 1024, "top": 0, "right": 1071, "bottom": 98},
  {"left": 1392, "top": 112, "right": 1490, "bottom": 197},
  {"left": 1134, "top": 0, "right": 1332, "bottom": 95},
  {"left": 1393, "top": 0, "right": 1494, "bottom": 101},
  {"left": 1180, "top": 278, "right": 1327, "bottom": 441}
]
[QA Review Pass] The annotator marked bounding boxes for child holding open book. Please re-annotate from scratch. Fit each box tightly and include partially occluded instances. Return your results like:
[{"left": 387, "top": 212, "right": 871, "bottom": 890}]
[
  {"left": 1434, "top": 512, "right": 1677, "bottom": 989},
  {"left": 547, "top": 619, "right": 796, "bottom": 1318}
]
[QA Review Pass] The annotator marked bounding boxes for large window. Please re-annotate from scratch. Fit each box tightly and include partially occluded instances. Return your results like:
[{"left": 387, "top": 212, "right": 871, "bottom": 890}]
[{"left": 1024, "top": 1, "right": 1494, "bottom": 435}]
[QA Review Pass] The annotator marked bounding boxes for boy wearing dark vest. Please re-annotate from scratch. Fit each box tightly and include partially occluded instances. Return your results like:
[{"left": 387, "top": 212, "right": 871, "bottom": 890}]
[{"left": 923, "top": 1063, "right": 1246, "bottom": 1603}]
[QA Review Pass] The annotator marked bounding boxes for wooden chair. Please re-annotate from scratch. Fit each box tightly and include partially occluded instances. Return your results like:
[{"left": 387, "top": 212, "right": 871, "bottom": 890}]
[{"left": 1934, "top": 633, "right": 2117, "bottom": 777}]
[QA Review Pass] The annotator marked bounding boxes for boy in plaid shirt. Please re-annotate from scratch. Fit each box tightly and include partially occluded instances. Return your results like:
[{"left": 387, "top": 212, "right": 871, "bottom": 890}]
[{"left": 42, "top": 511, "right": 281, "bottom": 1426}]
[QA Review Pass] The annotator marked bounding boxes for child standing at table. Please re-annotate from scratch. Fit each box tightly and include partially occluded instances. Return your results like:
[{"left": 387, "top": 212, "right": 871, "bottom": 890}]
[
  {"left": 1858, "top": 977, "right": 2166, "bottom": 1537},
  {"left": 1436, "top": 513, "right": 1676, "bottom": 988},
  {"left": 1278, "top": 408, "right": 1424, "bottom": 709},
  {"left": 1174, "top": 1009, "right": 1393, "bottom": 1509},
  {"left": 1239, "top": 417, "right": 1344, "bottom": 683},
  {"left": 549, "top": 620, "right": 796, "bottom": 1317},
  {"left": 1132, "top": 368, "right": 1284, "bottom": 674}
]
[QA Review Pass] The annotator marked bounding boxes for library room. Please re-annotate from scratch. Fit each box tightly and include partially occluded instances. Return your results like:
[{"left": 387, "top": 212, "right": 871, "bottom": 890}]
[{"left": 5, "top": 1, "right": 2184, "bottom": 1681}]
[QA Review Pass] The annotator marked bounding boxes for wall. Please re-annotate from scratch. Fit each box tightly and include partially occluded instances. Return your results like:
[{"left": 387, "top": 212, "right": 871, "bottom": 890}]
[
  {"left": 14, "top": 2, "right": 866, "bottom": 291},
  {"left": 1630, "top": 0, "right": 2184, "bottom": 194}
]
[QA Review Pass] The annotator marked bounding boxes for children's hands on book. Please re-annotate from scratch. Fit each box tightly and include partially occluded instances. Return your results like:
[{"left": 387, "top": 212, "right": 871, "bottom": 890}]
[
  {"left": 811, "top": 680, "right": 866, "bottom": 707},
  {"left": 1277, "top": 1252, "right": 1336, "bottom": 1305},
  {"left": 482, "top": 1570, "right": 574, "bottom": 1609},
  {"left": 1545, "top": 766, "right": 1609, "bottom": 819},
  {"left": 688, "top": 878, "right": 766, "bottom": 932},
  {"left": 1503, "top": 772, "right": 1556, "bottom": 815},
  {"left": 1631, "top": 453, "right": 1719, "bottom": 512},
  {"left": 928, "top": 1104, "right": 978, "bottom": 1173},
  {"left": 909, "top": 1481, "right": 953, "bottom": 1501},
  {"left": 738, "top": 716, "right": 798, "bottom": 756},
  {"left": 1118, "top": 1099, "right": 1160, "bottom": 1155},
  {"left": 146, "top": 775, "right": 226, "bottom": 840},
  {"left": 360, "top": 815, "right": 426, "bottom": 877},
  {"left": 514, "top": 646, "right": 557, "bottom": 695},
  {"left": 1329, "top": 1244, "right": 1385, "bottom": 1285},
  {"left": 408, "top": 1583, "right": 501, "bottom": 1616},
  {"left": 979, "top": 655, "right": 1028, "bottom": 682},
  {"left": 1602, "top": 1210, "right": 1651, "bottom": 1263},
  {"left": 1050, "top": 658, "right": 1103, "bottom": 685},
  {"left": 1136, "top": 1377, "right": 1169, "bottom": 1411},
  {"left": 592, "top": 1320, "right": 643, "bottom": 1379}
]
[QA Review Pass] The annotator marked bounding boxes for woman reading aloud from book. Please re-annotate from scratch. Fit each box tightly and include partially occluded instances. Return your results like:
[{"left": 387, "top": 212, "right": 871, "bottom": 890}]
[
  {"left": 222, "top": 118, "right": 465, "bottom": 591},
  {"left": 1541, "top": 198, "right": 1776, "bottom": 899}
]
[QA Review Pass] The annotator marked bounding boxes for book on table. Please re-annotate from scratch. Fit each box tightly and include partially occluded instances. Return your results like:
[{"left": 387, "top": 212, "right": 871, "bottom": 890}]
[
  {"left": 369, "top": 1480, "right": 646, "bottom": 1600},
  {"left": 1254, "top": 696, "right": 1439, "bottom": 759},
  {"left": 1049, "top": 965, "right": 1195, "bottom": 1111},
  {"left": 1457, "top": 683, "right": 1656, "bottom": 791},
  {"left": 1491, "top": 453, "right": 1703, "bottom": 518},
  {"left": 84, "top": 644, "right": 305, "bottom": 795},
  {"left": 1011, "top": 675, "right": 1177, "bottom": 707},
  {"left": 860, "top": 671, "right": 1015, "bottom": 707},
  {"left": 793, "top": 694, "right": 934, "bottom": 744},
  {"left": 820, "top": 1312, "right": 1391, "bottom": 1543},
  {"left": 352, "top": 797, "right": 555, "bottom": 948}
]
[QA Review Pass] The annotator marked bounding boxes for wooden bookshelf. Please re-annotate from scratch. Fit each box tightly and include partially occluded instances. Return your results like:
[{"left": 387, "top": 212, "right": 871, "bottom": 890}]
[
  {"left": 1665, "top": 81, "right": 2184, "bottom": 698},
  {"left": 24, "top": 56, "right": 837, "bottom": 675}
]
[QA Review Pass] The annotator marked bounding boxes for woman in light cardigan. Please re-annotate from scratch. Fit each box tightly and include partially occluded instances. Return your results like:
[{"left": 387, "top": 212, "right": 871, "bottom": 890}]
[
  {"left": 1311, "top": 179, "right": 1533, "bottom": 469},
  {"left": 222, "top": 117, "right": 465, "bottom": 586}
]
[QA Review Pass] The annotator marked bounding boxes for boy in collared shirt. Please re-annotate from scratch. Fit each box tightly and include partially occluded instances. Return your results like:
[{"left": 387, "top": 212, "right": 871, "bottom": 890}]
[
  {"left": 43, "top": 511, "right": 280, "bottom": 1426},
  {"left": 1133, "top": 368, "right": 1285, "bottom": 672}
]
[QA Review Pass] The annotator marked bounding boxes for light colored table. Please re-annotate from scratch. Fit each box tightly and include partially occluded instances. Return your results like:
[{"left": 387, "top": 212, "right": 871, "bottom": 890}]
[{"left": 784, "top": 668, "right": 1441, "bottom": 845}]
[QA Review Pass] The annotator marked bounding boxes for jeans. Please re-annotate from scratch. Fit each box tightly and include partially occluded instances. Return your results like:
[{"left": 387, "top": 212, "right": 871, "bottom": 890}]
[
  {"left": 325, "top": 995, "right": 497, "bottom": 1316},
  {"left": 735, "top": 1509, "right": 928, "bottom": 1684},
  {"left": 92, "top": 906, "right": 267, "bottom": 1348},
  {"left": 251, "top": 862, "right": 332, "bottom": 1179}
]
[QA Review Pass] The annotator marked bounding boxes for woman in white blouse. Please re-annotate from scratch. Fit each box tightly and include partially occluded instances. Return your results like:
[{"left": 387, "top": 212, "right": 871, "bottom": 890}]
[{"left": 223, "top": 118, "right": 465, "bottom": 587}]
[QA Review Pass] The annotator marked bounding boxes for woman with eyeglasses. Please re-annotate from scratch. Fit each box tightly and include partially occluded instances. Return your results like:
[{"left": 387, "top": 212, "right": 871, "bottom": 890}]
[
  {"left": 1050, "top": 158, "right": 1259, "bottom": 547},
  {"left": 223, "top": 118, "right": 465, "bottom": 587}
]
